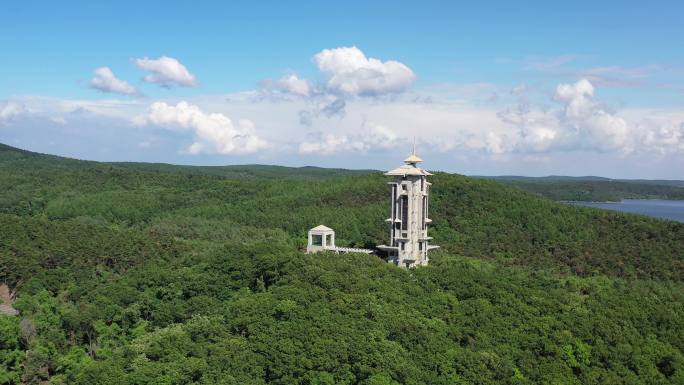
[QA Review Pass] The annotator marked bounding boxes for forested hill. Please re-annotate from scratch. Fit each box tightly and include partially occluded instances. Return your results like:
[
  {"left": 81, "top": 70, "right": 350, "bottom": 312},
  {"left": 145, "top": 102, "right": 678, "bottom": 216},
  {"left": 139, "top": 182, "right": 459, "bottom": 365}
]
[
  {"left": 109, "top": 163, "right": 375, "bottom": 180},
  {"left": 1, "top": 143, "right": 684, "bottom": 384}
]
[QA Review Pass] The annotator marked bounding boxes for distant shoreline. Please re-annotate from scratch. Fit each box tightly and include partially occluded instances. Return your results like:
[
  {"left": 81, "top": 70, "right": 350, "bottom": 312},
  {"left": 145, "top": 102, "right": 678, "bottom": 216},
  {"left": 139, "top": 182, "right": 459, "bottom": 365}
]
[
  {"left": 564, "top": 199, "right": 684, "bottom": 223},
  {"left": 561, "top": 200, "right": 622, "bottom": 204}
]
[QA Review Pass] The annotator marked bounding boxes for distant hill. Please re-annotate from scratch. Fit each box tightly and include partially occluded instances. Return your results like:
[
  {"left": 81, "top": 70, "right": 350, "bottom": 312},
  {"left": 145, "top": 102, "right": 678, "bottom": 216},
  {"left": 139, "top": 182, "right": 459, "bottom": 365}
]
[
  {"left": 1, "top": 142, "right": 683, "bottom": 384},
  {"left": 475, "top": 175, "right": 684, "bottom": 201},
  {"left": 0, "top": 143, "right": 374, "bottom": 181},
  {"left": 479, "top": 175, "right": 612, "bottom": 182},
  {"left": 479, "top": 174, "right": 684, "bottom": 187},
  {"left": 110, "top": 162, "right": 376, "bottom": 180}
]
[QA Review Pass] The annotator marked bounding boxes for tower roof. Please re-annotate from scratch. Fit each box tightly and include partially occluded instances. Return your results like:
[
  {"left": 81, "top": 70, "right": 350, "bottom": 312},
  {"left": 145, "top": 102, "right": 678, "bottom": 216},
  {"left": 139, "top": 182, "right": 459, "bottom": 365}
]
[
  {"left": 385, "top": 164, "right": 432, "bottom": 176},
  {"left": 404, "top": 139, "right": 423, "bottom": 165},
  {"left": 403, "top": 153, "right": 423, "bottom": 164},
  {"left": 385, "top": 143, "right": 431, "bottom": 176}
]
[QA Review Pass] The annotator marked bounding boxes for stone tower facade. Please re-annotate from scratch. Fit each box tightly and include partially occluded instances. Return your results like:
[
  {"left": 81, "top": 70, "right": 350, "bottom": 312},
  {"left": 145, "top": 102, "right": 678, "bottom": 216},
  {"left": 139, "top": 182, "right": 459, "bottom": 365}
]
[{"left": 378, "top": 150, "right": 438, "bottom": 267}]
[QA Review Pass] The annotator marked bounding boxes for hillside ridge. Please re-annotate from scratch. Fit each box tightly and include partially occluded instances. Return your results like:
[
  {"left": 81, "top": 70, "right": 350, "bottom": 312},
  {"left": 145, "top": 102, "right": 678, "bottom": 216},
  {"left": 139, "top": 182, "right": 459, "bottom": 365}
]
[{"left": 0, "top": 143, "right": 375, "bottom": 179}]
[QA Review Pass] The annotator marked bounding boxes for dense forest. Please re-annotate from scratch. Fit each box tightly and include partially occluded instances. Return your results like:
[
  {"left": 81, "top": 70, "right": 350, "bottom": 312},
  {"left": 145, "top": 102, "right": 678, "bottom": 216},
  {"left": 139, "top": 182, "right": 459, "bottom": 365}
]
[
  {"left": 478, "top": 175, "right": 684, "bottom": 202},
  {"left": 1, "top": 143, "right": 683, "bottom": 384}
]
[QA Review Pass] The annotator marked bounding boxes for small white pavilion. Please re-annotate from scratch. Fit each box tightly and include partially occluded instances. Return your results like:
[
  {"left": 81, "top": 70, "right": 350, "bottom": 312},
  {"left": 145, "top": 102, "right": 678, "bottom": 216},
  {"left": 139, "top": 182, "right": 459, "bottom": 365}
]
[
  {"left": 306, "top": 225, "right": 373, "bottom": 254},
  {"left": 306, "top": 225, "right": 335, "bottom": 253}
]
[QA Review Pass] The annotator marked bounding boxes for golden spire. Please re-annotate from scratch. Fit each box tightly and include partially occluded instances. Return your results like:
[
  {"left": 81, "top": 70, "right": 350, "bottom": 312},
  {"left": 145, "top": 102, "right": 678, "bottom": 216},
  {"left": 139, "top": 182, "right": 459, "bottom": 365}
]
[{"left": 404, "top": 138, "right": 423, "bottom": 165}]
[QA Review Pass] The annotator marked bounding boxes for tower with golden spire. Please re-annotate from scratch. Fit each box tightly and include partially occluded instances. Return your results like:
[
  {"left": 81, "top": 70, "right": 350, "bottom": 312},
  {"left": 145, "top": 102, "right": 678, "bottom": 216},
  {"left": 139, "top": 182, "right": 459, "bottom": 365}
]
[{"left": 378, "top": 144, "right": 438, "bottom": 267}]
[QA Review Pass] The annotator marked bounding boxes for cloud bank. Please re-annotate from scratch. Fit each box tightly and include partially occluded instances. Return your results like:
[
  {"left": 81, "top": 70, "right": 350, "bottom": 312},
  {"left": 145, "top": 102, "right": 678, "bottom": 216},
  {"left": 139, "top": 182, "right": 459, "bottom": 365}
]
[
  {"left": 4, "top": 77, "right": 684, "bottom": 161},
  {"left": 299, "top": 123, "right": 399, "bottom": 155},
  {"left": 0, "top": 102, "right": 27, "bottom": 124},
  {"left": 496, "top": 79, "right": 662, "bottom": 154}
]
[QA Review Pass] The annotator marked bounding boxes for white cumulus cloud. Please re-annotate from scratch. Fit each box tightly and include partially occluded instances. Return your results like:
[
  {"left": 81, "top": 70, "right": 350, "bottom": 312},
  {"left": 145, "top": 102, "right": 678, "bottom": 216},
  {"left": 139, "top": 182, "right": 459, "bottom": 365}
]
[
  {"left": 260, "top": 47, "right": 416, "bottom": 126},
  {"left": 554, "top": 79, "right": 630, "bottom": 151},
  {"left": 136, "top": 101, "right": 269, "bottom": 155},
  {"left": 265, "top": 74, "right": 312, "bottom": 97},
  {"left": 89, "top": 67, "right": 139, "bottom": 95},
  {"left": 555, "top": 78, "right": 595, "bottom": 119},
  {"left": 313, "top": 46, "right": 416, "bottom": 96},
  {"left": 134, "top": 56, "right": 197, "bottom": 87}
]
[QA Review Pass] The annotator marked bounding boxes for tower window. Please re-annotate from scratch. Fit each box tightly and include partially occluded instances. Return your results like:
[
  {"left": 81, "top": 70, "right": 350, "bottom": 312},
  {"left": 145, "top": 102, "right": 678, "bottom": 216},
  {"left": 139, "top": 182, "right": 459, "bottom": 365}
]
[
  {"left": 400, "top": 242, "right": 405, "bottom": 251},
  {"left": 393, "top": 184, "right": 399, "bottom": 214},
  {"left": 422, "top": 196, "right": 427, "bottom": 230},
  {"left": 401, "top": 195, "right": 408, "bottom": 230}
]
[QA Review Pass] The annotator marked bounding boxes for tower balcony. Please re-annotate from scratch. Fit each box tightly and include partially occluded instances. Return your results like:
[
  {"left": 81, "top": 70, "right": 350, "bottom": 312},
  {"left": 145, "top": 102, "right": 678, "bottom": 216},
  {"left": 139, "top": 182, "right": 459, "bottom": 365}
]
[{"left": 377, "top": 244, "right": 399, "bottom": 251}]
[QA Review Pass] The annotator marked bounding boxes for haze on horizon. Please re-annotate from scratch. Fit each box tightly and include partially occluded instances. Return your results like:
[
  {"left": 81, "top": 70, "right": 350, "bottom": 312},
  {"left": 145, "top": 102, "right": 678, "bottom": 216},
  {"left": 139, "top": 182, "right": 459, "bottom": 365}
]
[{"left": 1, "top": 1, "right": 683, "bottom": 179}]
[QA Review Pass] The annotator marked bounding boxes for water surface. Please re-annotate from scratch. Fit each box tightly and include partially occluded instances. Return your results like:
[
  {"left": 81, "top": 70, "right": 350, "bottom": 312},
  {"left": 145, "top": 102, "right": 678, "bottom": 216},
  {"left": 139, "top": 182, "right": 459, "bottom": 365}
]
[{"left": 569, "top": 199, "right": 684, "bottom": 223}]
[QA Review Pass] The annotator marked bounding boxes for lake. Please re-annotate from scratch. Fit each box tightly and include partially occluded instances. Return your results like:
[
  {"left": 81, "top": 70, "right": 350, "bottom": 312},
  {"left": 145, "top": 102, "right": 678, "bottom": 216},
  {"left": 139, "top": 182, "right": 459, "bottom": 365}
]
[{"left": 569, "top": 199, "right": 684, "bottom": 223}]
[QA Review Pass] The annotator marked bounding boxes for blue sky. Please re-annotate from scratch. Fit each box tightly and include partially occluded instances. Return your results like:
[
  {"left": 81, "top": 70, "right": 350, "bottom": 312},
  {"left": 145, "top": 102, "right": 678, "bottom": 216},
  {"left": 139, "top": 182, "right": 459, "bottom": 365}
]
[{"left": 1, "top": 1, "right": 683, "bottom": 178}]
